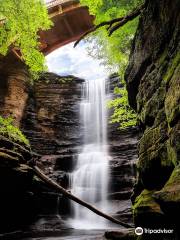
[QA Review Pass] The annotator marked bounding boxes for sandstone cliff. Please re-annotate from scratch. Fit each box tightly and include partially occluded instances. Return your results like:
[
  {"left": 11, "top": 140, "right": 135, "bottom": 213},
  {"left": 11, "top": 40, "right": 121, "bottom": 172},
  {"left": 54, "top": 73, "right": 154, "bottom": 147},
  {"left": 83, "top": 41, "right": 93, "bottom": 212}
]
[{"left": 125, "top": 0, "right": 180, "bottom": 234}]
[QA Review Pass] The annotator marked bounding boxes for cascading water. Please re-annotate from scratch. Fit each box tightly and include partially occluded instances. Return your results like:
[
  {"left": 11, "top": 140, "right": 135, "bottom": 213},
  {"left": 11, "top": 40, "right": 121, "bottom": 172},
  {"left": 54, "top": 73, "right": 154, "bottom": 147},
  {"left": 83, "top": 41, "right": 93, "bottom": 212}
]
[{"left": 70, "top": 78, "right": 110, "bottom": 229}]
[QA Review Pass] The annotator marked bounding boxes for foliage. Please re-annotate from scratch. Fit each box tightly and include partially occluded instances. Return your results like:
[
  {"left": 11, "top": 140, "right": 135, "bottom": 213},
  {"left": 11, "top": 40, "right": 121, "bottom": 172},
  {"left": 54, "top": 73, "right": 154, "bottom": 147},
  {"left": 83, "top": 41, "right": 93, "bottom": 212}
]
[
  {"left": 81, "top": 0, "right": 143, "bottom": 70},
  {"left": 0, "top": 116, "right": 29, "bottom": 146},
  {"left": 107, "top": 86, "right": 137, "bottom": 129},
  {"left": 0, "top": 0, "right": 52, "bottom": 77},
  {"left": 80, "top": 0, "right": 142, "bottom": 127}
]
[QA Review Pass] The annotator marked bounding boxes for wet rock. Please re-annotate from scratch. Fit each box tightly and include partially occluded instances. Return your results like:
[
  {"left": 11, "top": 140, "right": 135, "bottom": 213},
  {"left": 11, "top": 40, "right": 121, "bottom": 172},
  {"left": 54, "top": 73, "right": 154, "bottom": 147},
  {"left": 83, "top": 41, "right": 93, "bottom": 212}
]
[
  {"left": 132, "top": 189, "right": 165, "bottom": 227},
  {"left": 104, "top": 228, "right": 135, "bottom": 240},
  {"left": 153, "top": 165, "right": 180, "bottom": 217}
]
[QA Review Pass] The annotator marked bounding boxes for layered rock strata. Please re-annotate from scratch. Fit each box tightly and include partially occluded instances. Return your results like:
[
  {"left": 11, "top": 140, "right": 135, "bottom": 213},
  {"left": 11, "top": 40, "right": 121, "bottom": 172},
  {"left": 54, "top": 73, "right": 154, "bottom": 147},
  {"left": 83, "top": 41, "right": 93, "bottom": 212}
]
[
  {"left": 0, "top": 54, "right": 30, "bottom": 127},
  {"left": 107, "top": 74, "right": 139, "bottom": 224},
  {"left": 22, "top": 73, "right": 84, "bottom": 188}
]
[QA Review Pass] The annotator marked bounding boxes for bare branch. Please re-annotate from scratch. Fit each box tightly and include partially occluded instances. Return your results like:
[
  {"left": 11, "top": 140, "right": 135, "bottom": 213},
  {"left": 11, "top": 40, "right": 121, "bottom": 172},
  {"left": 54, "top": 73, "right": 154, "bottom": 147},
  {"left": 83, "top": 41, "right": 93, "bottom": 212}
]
[
  {"left": 74, "top": 17, "right": 125, "bottom": 48},
  {"left": 109, "top": 4, "right": 145, "bottom": 36},
  {"left": 74, "top": 3, "right": 145, "bottom": 47}
]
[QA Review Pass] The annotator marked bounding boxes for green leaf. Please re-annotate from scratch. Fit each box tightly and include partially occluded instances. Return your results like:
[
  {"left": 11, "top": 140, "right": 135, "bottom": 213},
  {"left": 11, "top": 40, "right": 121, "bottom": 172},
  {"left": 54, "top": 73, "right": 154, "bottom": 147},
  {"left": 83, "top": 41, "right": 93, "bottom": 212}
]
[
  {"left": 0, "top": 0, "right": 52, "bottom": 78},
  {"left": 0, "top": 116, "right": 29, "bottom": 145}
]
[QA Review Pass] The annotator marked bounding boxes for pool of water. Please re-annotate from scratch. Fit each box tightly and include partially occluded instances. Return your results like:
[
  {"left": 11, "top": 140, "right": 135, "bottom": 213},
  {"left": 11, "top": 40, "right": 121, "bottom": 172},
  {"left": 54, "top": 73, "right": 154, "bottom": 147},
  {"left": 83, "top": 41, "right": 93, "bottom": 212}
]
[{"left": 19, "top": 229, "right": 112, "bottom": 240}]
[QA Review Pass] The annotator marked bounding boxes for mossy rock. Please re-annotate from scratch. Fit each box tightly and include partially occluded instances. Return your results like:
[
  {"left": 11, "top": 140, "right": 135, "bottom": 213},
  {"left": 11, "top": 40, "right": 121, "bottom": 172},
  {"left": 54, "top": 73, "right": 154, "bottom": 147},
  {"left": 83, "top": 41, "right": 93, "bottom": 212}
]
[
  {"left": 152, "top": 166, "right": 180, "bottom": 226},
  {"left": 166, "top": 139, "right": 178, "bottom": 166},
  {"left": 164, "top": 64, "right": 180, "bottom": 126},
  {"left": 138, "top": 86, "right": 166, "bottom": 126},
  {"left": 138, "top": 139, "right": 174, "bottom": 189},
  {"left": 167, "top": 122, "right": 180, "bottom": 166},
  {"left": 38, "top": 72, "right": 84, "bottom": 84},
  {"left": 139, "top": 123, "right": 167, "bottom": 155},
  {"left": 163, "top": 51, "right": 180, "bottom": 84},
  {"left": 153, "top": 165, "right": 180, "bottom": 204},
  {"left": 132, "top": 189, "right": 165, "bottom": 227}
]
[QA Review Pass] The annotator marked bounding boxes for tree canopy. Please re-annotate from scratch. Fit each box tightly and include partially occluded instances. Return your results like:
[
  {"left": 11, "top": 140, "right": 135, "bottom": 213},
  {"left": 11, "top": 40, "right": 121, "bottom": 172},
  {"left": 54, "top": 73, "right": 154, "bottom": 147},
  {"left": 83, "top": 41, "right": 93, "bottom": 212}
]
[
  {"left": 0, "top": 0, "right": 52, "bottom": 76},
  {"left": 80, "top": 0, "right": 144, "bottom": 128}
]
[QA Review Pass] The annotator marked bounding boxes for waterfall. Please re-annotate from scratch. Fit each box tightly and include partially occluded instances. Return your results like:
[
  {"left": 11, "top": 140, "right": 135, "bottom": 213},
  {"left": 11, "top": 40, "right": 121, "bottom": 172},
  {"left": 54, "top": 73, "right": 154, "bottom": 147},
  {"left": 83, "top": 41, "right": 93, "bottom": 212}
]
[{"left": 70, "top": 78, "right": 110, "bottom": 229}]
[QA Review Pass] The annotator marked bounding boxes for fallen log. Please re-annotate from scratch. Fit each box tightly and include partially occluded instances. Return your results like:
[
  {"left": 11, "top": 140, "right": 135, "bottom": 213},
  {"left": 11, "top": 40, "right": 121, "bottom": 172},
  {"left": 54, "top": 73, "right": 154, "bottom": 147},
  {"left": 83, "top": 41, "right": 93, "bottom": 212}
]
[{"left": 33, "top": 165, "right": 132, "bottom": 228}]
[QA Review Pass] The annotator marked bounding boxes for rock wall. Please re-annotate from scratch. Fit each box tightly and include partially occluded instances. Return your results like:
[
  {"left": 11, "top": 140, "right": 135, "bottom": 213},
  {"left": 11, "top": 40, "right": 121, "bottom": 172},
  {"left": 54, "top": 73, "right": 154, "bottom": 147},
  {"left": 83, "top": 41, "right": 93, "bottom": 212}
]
[
  {"left": 0, "top": 71, "right": 84, "bottom": 235},
  {"left": 0, "top": 54, "right": 30, "bottom": 127},
  {"left": 0, "top": 63, "right": 139, "bottom": 234},
  {"left": 0, "top": 135, "right": 58, "bottom": 235},
  {"left": 125, "top": 0, "right": 180, "bottom": 233},
  {"left": 22, "top": 73, "right": 84, "bottom": 187},
  {"left": 107, "top": 74, "right": 139, "bottom": 224},
  {"left": 21, "top": 72, "right": 84, "bottom": 225}
]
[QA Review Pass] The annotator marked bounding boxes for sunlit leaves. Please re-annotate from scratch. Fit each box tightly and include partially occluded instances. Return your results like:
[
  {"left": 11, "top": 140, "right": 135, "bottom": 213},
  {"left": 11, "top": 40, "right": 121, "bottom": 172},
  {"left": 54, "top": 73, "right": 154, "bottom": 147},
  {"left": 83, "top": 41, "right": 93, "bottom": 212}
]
[
  {"left": 107, "top": 86, "right": 137, "bottom": 129},
  {"left": 80, "top": 0, "right": 103, "bottom": 15},
  {"left": 80, "top": 0, "right": 141, "bottom": 128},
  {"left": 0, "top": 0, "right": 52, "bottom": 77},
  {"left": 0, "top": 116, "right": 29, "bottom": 145}
]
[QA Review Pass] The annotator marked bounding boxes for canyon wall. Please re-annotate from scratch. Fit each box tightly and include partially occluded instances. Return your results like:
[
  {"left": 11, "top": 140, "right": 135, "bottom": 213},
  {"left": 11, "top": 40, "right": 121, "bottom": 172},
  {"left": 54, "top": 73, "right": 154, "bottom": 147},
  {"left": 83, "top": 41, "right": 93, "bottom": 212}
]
[
  {"left": 21, "top": 72, "right": 139, "bottom": 225},
  {"left": 22, "top": 72, "right": 84, "bottom": 184},
  {"left": 0, "top": 60, "right": 139, "bottom": 235},
  {"left": 125, "top": 0, "right": 180, "bottom": 233},
  {"left": 0, "top": 54, "right": 30, "bottom": 127},
  {"left": 107, "top": 74, "right": 139, "bottom": 224}
]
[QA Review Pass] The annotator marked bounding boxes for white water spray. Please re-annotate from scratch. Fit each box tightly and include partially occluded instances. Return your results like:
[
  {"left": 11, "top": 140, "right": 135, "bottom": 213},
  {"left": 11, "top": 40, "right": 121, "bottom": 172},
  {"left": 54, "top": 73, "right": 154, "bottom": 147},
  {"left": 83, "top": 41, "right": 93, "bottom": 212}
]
[{"left": 70, "top": 78, "right": 110, "bottom": 229}]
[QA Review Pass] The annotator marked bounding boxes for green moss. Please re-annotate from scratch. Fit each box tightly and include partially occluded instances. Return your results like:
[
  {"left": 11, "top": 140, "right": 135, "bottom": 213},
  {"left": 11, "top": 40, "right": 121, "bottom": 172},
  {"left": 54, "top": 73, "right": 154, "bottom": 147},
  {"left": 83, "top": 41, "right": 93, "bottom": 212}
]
[
  {"left": 167, "top": 165, "right": 180, "bottom": 185},
  {"left": 0, "top": 116, "right": 29, "bottom": 146},
  {"left": 132, "top": 189, "right": 162, "bottom": 215},
  {"left": 38, "top": 73, "right": 74, "bottom": 84},
  {"left": 158, "top": 47, "right": 168, "bottom": 66},
  {"left": 139, "top": 123, "right": 167, "bottom": 155},
  {"left": 163, "top": 52, "right": 180, "bottom": 83},
  {"left": 166, "top": 140, "right": 177, "bottom": 166},
  {"left": 164, "top": 68, "right": 180, "bottom": 125},
  {"left": 154, "top": 165, "right": 180, "bottom": 202},
  {"left": 59, "top": 77, "right": 73, "bottom": 83}
]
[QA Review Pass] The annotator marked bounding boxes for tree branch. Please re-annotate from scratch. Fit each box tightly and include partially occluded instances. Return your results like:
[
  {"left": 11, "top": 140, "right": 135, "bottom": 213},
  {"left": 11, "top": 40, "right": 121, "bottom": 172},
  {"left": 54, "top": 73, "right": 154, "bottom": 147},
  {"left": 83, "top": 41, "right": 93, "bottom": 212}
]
[
  {"left": 33, "top": 165, "right": 132, "bottom": 228},
  {"left": 12, "top": 47, "right": 23, "bottom": 61},
  {"left": 108, "top": 4, "right": 145, "bottom": 36},
  {"left": 74, "top": 3, "right": 145, "bottom": 47}
]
